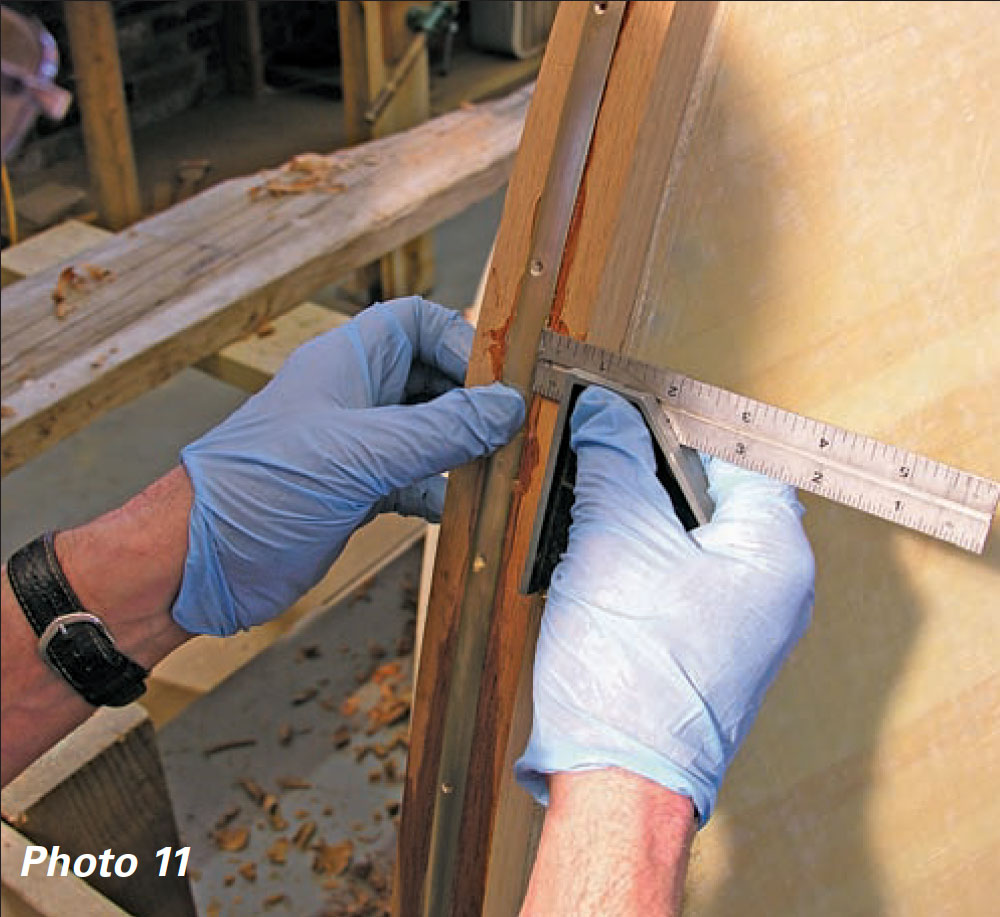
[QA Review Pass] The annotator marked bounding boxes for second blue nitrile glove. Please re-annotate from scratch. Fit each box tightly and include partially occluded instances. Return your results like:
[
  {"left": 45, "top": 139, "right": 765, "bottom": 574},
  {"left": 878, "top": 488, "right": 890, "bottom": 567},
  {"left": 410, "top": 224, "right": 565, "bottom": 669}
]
[
  {"left": 515, "top": 387, "right": 815, "bottom": 825},
  {"left": 171, "top": 296, "right": 524, "bottom": 636}
]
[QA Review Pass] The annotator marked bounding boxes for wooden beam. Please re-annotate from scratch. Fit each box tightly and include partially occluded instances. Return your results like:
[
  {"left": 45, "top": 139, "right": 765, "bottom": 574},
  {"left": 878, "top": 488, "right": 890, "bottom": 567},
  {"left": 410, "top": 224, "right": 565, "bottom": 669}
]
[
  {"left": 0, "top": 85, "right": 531, "bottom": 475},
  {"left": 1, "top": 706, "right": 195, "bottom": 917},
  {"left": 223, "top": 0, "right": 265, "bottom": 98},
  {"left": 63, "top": 2, "right": 141, "bottom": 231},
  {"left": 395, "top": 3, "right": 720, "bottom": 914},
  {"left": 338, "top": 1, "right": 434, "bottom": 299}
]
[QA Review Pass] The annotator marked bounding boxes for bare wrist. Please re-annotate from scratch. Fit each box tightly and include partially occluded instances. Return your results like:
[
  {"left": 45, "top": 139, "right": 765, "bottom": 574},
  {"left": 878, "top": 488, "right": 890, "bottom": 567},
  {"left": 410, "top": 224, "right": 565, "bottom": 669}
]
[{"left": 522, "top": 768, "right": 695, "bottom": 916}]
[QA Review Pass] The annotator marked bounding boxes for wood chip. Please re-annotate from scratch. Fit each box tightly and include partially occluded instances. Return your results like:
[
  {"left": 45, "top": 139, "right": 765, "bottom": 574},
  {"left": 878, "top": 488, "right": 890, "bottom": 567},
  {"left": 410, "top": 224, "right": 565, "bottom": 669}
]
[
  {"left": 237, "top": 861, "right": 257, "bottom": 883},
  {"left": 372, "top": 661, "right": 402, "bottom": 684},
  {"left": 295, "top": 809, "right": 310, "bottom": 819},
  {"left": 204, "top": 738, "right": 257, "bottom": 756},
  {"left": 383, "top": 759, "right": 398, "bottom": 782},
  {"left": 277, "top": 775, "right": 312, "bottom": 790},
  {"left": 367, "top": 769, "right": 382, "bottom": 783},
  {"left": 340, "top": 696, "right": 361, "bottom": 717},
  {"left": 332, "top": 725, "right": 352, "bottom": 749},
  {"left": 238, "top": 778, "right": 267, "bottom": 805},
  {"left": 256, "top": 322, "right": 276, "bottom": 338},
  {"left": 293, "top": 820, "right": 317, "bottom": 850},
  {"left": 292, "top": 687, "right": 318, "bottom": 706},
  {"left": 312, "top": 838, "right": 353, "bottom": 876},
  {"left": 214, "top": 805, "right": 241, "bottom": 830},
  {"left": 213, "top": 826, "right": 249, "bottom": 852},
  {"left": 263, "top": 893, "right": 287, "bottom": 909},
  {"left": 266, "top": 837, "right": 289, "bottom": 865},
  {"left": 223, "top": 874, "right": 235, "bottom": 887}
]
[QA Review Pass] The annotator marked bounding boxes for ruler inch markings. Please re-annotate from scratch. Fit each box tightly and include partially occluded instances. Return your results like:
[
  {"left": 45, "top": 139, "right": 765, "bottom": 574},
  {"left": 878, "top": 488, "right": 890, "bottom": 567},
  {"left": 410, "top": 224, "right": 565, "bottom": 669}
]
[{"left": 533, "top": 330, "right": 999, "bottom": 554}]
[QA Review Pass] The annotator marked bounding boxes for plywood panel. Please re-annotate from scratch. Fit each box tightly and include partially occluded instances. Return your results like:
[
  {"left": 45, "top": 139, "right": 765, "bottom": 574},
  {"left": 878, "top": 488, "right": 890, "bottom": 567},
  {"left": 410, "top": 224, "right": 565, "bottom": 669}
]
[{"left": 625, "top": 3, "right": 998, "bottom": 914}]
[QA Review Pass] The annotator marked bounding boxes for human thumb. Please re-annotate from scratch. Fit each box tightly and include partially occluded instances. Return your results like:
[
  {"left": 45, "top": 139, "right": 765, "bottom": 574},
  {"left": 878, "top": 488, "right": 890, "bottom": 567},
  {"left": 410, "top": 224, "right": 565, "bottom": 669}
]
[{"left": 362, "top": 382, "right": 525, "bottom": 495}]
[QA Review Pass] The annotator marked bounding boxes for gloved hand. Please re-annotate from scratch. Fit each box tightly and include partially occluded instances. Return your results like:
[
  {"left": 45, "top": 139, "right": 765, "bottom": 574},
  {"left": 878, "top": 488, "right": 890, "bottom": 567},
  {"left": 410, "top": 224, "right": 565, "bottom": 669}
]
[
  {"left": 515, "top": 387, "right": 814, "bottom": 825},
  {"left": 171, "top": 296, "right": 524, "bottom": 636}
]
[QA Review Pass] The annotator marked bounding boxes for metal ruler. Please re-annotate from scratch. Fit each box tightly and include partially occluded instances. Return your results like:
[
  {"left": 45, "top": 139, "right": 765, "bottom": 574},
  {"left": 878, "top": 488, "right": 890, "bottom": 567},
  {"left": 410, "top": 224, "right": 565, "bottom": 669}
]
[{"left": 532, "top": 329, "right": 999, "bottom": 555}]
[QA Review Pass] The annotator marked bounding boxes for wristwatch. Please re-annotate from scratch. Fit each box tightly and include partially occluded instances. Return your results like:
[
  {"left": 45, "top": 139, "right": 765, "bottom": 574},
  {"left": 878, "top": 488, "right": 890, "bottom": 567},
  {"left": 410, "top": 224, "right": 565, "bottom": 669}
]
[{"left": 6, "top": 532, "right": 148, "bottom": 707}]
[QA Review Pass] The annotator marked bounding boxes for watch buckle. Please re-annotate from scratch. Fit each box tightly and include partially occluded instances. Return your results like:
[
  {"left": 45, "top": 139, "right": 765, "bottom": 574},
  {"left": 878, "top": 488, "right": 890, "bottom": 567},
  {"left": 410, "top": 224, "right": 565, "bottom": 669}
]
[{"left": 37, "top": 611, "right": 106, "bottom": 656}]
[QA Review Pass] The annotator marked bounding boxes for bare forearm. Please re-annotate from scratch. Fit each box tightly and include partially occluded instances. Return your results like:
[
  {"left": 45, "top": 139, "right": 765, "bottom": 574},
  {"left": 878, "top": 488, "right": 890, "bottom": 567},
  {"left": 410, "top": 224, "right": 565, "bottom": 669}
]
[
  {"left": 1, "top": 467, "right": 193, "bottom": 785},
  {"left": 522, "top": 769, "right": 695, "bottom": 917}
]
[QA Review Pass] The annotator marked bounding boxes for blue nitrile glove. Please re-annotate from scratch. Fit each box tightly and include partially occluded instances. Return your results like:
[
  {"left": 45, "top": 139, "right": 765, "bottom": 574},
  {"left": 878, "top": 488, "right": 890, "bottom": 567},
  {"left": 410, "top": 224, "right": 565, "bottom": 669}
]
[
  {"left": 171, "top": 296, "right": 525, "bottom": 636},
  {"left": 515, "top": 387, "right": 814, "bottom": 825}
]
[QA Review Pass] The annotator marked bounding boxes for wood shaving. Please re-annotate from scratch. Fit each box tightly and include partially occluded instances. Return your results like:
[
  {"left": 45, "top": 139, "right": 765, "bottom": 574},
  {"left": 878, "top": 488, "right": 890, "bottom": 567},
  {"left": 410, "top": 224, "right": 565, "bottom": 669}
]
[
  {"left": 213, "top": 826, "right": 249, "bottom": 852},
  {"left": 292, "top": 687, "right": 319, "bottom": 706},
  {"left": 237, "top": 861, "right": 257, "bottom": 883},
  {"left": 293, "top": 820, "right": 317, "bottom": 850},
  {"left": 223, "top": 875, "right": 235, "bottom": 887},
  {"left": 312, "top": 838, "right": 353, "bottom": 876},
  {"left": 215, "top": 805, "right": 241, "bottom": 829},
  {"left": 276, "top": 775, "right": 312, "bottom": 790},
  {"left": 263, "top": 893, "right": 287, "bottom": 909},
  {"left": 247, "top": 152, "right": 350, "bottom": 200},
  {"left": 332, "top": 725, "right": 352, "bottom": 749},
  {"left": 204, "top": 738, "right": 257, "bottom": 756},
  {"left": 51, "top": 263, "right": 114, "bottom": 318},
  {"left": 367, "top": 769, "right": 382, "bottom": 783},
  {"left": 238, "top": 778, "right": 267, "bottom": 805},
  {"left": 340, "top": 696, "right": 361, "bottom": 717},
  {"left": 266, "top": 837, "right": 289, "bottom": 865},
  {"left": 372, "top": 661, "right": 401, "bottom": 684}
]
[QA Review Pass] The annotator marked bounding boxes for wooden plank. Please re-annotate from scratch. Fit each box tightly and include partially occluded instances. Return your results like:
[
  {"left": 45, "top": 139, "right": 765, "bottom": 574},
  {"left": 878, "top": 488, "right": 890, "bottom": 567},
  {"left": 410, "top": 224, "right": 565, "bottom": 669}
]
[
  {"left": 2, "top": 823, "right": 131, "bottom": 917},
  {"left": 0, "top": 220, "right": 112, "bottom": 288},
  {"left": 196, "top": 302, "right": 349, "bottom": 393},
  {"left": 629, "top": 4, "right": 999, "bottom": 915},
  {"left": 398, "top": 3, "right": 718, "bottom": 913},
  {"left": 62, "top": 2, "right": 141, "bottom": 231},
  {"left": 0, "top": 84, "right": 531, "bottom": 474},
  {"left": 1, "top": 706, "right": 195, "bottom": 917}
]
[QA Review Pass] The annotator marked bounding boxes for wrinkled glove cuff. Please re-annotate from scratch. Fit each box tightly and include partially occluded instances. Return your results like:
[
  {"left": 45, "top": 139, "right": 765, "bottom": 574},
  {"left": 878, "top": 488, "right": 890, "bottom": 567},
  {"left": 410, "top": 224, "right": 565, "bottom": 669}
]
[
  {"left": 515, "top": 737, "right": 716, "bottom": 828},
  {"left": 170, "top": 458, "right": 241, "bottom": 637}
]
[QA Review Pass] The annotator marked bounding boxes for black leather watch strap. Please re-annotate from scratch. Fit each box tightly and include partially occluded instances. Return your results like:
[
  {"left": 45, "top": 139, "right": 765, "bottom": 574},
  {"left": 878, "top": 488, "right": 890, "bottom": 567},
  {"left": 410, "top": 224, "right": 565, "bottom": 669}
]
[{"left": 7, "top": 532, "right": 147, "bottom": 707}]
